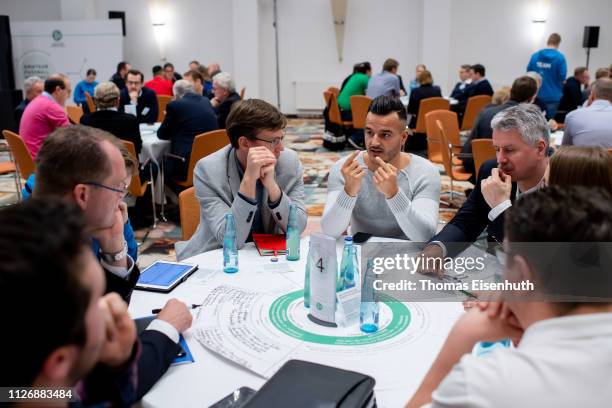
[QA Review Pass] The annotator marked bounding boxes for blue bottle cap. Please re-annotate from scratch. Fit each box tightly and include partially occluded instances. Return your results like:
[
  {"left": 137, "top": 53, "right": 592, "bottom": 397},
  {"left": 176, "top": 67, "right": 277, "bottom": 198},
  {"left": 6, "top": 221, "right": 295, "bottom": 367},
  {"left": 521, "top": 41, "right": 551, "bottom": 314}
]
[
  {"left": 271, "top": 257, "right": 279, "bottom": 262},
  {"left": 344, "top": 236, "right": 353, "bottom": 242}
]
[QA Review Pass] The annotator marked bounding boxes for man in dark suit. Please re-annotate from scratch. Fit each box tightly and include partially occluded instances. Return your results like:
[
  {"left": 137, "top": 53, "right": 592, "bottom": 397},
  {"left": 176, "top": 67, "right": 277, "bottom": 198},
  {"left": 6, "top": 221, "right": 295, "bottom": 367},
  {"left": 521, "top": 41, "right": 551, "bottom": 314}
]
[
  {"left": 158, "top": 79, "right": 218, "bottom": 183},
  {"left": 454, "top": 64, "right": 494, "bottom": 117},
  {"left": 81, "top": 81, "right": 142, "bottom": 154},
  {"left": 14, "top": 76, "right": 43, "bottom": 132},
  {"left": 450, "top": 64, "right": 473, "bottom": 100},
  {"left": 419, "top": 104, "right": 549, "bottom": 275},
  {"left": 211, "top": 71, "right": 241, "bottom": 129},
  {"left": 557, "top": 66, "right": 590, "bottom": 119},
  {"left": 110, "top": 61, "right": 130, "bottom": 91},
  {"left": 461, "top": 75, "right": 538, "bottom": 174},
  {"left": 34, "top": 125, "right": 192, "bottom": 400},
  {"left": 119, "top": 69, "right": 159, "bottom": 124}
]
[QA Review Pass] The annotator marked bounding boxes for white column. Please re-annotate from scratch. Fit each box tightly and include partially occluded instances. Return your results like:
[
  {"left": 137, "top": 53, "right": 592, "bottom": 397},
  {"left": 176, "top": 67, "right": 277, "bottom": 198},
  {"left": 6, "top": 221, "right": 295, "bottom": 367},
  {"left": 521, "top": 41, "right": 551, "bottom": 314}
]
[
  {"left": 421, "top": 0, "right": 452, "bottom": 95},
  {"left": 231, "top": 0, "right": 260, "bottom": 98}
]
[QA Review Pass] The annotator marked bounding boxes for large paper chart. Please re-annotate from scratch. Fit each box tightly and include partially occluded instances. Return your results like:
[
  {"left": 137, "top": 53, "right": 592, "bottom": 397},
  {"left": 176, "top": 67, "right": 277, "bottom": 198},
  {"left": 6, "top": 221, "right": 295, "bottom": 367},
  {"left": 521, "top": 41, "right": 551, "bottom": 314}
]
[{"left": 193, "top": 285, "right": 461, "bottom": 390}]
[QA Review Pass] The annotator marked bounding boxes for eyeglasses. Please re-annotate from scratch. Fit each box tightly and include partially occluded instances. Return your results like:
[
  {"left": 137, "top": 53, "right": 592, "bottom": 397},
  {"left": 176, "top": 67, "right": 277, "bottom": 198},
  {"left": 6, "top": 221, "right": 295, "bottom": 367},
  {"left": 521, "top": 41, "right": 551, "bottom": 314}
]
[
  {"left": 252, "top": 133, "right": 285, "bottom": 147},
  {"left": 83, "top": 181, "right": 128, "bottom": 196}
]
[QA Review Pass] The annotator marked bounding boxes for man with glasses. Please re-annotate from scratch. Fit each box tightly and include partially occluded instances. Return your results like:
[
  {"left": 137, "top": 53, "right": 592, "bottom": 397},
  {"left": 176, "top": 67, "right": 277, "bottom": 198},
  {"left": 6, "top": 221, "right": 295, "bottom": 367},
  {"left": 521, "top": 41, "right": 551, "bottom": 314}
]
[
  {"left": 176, "top": 99, "right": 307, "bottom": 259},
  {"left": 34, "top": 125, "right": 193, "bottom": 400},
  {"left": 119, "top": 69, "right": 159, "bottom": 124},
  {"left": 20, "top": 74, "right": 71, "bottom": 158},
  {"left": 321, "top": 95, "right": 440, "bottom": 241},
  {"left": 157, "top": 79, "right": 218, "bottom": 185}
]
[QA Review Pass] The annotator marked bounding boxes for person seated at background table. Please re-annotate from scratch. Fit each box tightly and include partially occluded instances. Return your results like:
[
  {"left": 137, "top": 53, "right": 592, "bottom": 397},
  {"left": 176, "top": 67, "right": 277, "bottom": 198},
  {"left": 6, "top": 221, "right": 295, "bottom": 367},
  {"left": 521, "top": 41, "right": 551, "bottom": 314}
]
[
  {"left": 449, "top": 64, "right": 472, "bottom": 101},
  {"left": 525, "top": 71, "right": 550, "bottom": 117},
  {"left": 406, "top": 186, "right": 612, "bottom": 408},
  {"left": 175, "top": 99, "right": 307, "bottom": 260},
  {"left": 337, "top": 61, "right": 371, "bottom": 120},
  {"left": 119, "top": 69, "right": 159, "bottom": 124},
  {"left": 366, "top": 58, "right": 402, "bottom": 99},
  {"left": 196, "top": 63, "right": 214, "bottom": 98},
  {"left": 163, "top": 62, "right": 182, "bottom": 83},
  {"left": 34, "top": 126, "right": 193, "bottom": 399},
  {"left": 406, "top": 69, "right": 442, "bottom": 129},
  {"left": 321, "top": 95, "right": 440, "bottom": 241},
  {"left": 207, "top": 62, "right": 222, "bottom": 79},
  {"left": 13, "top": 75, "right": 43, "bottom": 132},
  {"left": 557, "top": 66, "right": 590, "bottom": 118},
  {"left": 157, "top": 79, "right": 218, "bottom": 185},
  {"left": 420, "top": 104, "right": 549, "bottom": 273},
  {"left": 110, "top": 61, "right": 130, "bottom": 91},
  {"left": 408, "top": 63, "right": 426, "bottom": 93},
  {"left": 461, "top": 76, "right": 538, "bottom": 174},
  {"left": 0, "top": 198, "right": 140, "bottom": 407},
  {"left": 73, "top": 68, "right": 98, "bottom": 113},
  {"left": 144, "top": 65, "right": 174, "bottom": 97},
  {"left": 20, "top": 74, "right": 71, "bottom": 159},
  {"left": 453, "top": 64, "right": 494, "bottom": 118},
  {"left": 81, "top": 81, "right": 142, "bottom": 154},
  {"left": 562, "top": 78, "right": 612, "bottom": 149},
  {"left": 183, "top": 69, "right": 206, "bottom": 96},
  {"left": 490, "top": 86, "right": 511, "bottom": 106},
  {"left": 211, "top": 71, "right": 241, "bottom": 129},
  {"left": 581, "top": 67, "right": 610, "bottom": 102},
  {"left": 545, "top": 145, "right": 612, "bottom": 192}
]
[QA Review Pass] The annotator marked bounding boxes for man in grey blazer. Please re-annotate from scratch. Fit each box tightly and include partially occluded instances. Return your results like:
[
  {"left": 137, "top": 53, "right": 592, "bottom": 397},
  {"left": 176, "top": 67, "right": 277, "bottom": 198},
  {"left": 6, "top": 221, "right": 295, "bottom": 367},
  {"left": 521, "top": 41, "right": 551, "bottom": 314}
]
[{"left": 176, "top": 99, "right": 307, "bottom": 260}]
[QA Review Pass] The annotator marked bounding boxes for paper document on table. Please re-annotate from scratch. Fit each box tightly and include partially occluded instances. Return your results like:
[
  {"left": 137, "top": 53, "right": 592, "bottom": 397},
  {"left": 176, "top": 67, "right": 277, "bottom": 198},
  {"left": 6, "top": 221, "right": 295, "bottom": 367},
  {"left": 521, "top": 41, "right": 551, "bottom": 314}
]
[{"left": 192, "top": 284, "right": 463, "bottom": 390}]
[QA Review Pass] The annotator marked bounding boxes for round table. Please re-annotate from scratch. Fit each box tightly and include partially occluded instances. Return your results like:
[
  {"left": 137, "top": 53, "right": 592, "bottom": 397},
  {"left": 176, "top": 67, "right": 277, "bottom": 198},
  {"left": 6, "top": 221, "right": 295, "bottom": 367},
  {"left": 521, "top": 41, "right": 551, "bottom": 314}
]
[{"left": 129, "top": 237, "right": 463, "bottom": 408}]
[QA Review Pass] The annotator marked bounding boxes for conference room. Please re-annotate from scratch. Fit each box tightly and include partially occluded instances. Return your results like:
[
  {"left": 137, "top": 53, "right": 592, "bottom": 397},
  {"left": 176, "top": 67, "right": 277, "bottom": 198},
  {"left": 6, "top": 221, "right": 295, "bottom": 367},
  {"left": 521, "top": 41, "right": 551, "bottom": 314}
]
[{"left": 1, "top": 0, "right": 612, "bottom": 407}]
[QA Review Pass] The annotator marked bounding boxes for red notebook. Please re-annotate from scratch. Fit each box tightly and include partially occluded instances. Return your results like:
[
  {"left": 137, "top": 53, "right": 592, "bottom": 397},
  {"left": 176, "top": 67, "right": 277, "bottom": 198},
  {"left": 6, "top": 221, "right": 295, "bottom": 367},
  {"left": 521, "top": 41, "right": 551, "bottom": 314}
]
[{"left": 252, "top": 233, "right": 287, "bottom": 256}]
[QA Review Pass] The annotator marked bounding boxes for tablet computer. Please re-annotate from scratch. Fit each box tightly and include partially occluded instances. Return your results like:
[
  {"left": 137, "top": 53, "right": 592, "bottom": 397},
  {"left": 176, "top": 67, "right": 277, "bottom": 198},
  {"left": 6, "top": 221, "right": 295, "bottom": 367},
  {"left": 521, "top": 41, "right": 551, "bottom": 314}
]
[{"left": 135, "top": 261, "right": 198, "bottom": 293}]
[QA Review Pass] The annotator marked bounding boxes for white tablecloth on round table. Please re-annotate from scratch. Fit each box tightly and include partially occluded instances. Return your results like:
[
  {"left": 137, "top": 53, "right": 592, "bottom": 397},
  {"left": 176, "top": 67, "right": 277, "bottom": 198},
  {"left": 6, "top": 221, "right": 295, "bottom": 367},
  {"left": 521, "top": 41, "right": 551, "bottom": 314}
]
[
  {"left": 129, "top": 237, "right": 463, "bottom": 408},
  {"left": 139, "top": 123, "right": 169, "bottom": 204}
]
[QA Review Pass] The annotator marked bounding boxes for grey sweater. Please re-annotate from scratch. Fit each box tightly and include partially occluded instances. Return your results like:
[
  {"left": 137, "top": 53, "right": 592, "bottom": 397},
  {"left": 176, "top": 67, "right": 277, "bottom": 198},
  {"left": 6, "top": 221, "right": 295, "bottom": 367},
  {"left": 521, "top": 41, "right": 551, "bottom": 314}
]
[{"left": 321, "top": 153, "right": 440, "bottom": 241}]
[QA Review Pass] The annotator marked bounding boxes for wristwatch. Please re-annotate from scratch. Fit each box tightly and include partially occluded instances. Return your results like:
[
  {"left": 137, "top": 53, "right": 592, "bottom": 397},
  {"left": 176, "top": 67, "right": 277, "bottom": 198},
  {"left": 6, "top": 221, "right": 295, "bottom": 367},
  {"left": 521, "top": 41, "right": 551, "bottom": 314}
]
[{"left": 100, "top": 241, "right": 128, "bottom": 263}]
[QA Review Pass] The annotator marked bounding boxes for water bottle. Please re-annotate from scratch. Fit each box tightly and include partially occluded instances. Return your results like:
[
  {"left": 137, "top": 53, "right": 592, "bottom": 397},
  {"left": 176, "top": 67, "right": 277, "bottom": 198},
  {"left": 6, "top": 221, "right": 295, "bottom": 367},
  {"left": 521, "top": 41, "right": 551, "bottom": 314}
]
[
  {"left": 345, "top": 245, "right": 359, "bottom": 289},
  {"left": 360, "top": 259, "right": 379, "bottom": 333},
  {"left": 304, "top": 241, "right": 312, "bottom": 308},
  {"left": 286, "top": 203, "right": 300, "bottom": 261},
  {"left": 223, "top": 213, "right": 238, "bottom": 273},
  {"left": 338, "top": 237, "right": 358, "bottom": 290}
]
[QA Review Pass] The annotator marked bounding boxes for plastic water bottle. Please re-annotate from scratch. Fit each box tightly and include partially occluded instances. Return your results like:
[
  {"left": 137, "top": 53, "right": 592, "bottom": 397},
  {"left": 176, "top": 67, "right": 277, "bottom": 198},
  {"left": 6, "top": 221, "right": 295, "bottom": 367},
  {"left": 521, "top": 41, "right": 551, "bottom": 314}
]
[
  {"left": 286, "top": 203, "right": 300, "bottom": 261},
  {"left": 345, "top": 245, "right": 359, "bottom": 289},
  {"left": 304, "top": 241, "right": 312, "bottom": 308},
  {"left": 223, "top": 213, "right": 238, "bottom": 273},
  {"left": 360, "top": 259, "right": 379, "bottom": 333}
]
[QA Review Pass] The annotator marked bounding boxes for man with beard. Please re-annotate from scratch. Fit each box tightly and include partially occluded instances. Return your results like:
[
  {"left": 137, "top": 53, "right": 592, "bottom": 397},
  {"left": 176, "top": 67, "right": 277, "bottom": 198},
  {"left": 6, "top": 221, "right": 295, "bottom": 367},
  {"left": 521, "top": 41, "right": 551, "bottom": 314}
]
[
  {"left": 321, "top": 95, "right": 441, "bottom": 241},
  {"left": 420, "top": 104, "right": 549, "bottom": 275}
]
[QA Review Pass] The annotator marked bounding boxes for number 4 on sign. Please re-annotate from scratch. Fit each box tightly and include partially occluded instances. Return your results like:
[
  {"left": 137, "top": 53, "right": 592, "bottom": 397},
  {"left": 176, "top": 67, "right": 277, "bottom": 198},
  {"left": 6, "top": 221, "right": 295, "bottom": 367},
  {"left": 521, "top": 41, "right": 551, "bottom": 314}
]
[{"left": 316, "top": 258, "right": 324, "bottom": 273}]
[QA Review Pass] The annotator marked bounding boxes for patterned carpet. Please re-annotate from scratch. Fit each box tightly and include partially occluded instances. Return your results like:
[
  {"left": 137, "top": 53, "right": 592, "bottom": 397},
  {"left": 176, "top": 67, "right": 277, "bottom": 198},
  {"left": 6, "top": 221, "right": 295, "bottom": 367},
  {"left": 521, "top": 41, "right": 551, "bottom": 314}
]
[{"left": 0, "top": 119, "right": 472, "bottom": 268}]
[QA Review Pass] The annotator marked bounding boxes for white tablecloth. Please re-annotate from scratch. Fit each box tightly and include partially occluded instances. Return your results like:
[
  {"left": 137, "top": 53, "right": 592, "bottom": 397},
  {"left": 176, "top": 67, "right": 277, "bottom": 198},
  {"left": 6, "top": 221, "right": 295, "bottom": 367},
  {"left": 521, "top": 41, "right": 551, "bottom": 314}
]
[
  {"left": 129, "top": 237, "right": 464, "bottom": 408},
  {"left": 139, "top": 123, "right": 169, "bottom": 204}
]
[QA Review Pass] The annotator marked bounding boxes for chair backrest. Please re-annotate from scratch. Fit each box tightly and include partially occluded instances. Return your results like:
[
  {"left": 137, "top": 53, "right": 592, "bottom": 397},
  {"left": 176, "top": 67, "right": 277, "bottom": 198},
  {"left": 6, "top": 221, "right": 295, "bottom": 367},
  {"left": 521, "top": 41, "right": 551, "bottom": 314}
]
[
  {"left": 84, "top": 91, "right": 96, "bottom": 113},
  {"left": 349, "top": 95, "right": 372, "bottom": 129},
  {"left": 424, "top": 110, "right": 444, "bottom": 162},
  {"left": 122, "top": 141, "right": 146, "bottom": 197},
  {"left": 414, "top": 97, "right": 450, "bottom": 133},
  {"left": 608, "top": 148, "right": 612, "bottom": 155},
  {"left": 157, "top": 95, "right": 173, "bottom": 122},
  {"left": 179, "top": 186, "right": 199, "bottom": 240},
  {"left": 66, "top": 105, "right": 83, "bottom": 124},
  {"left": 461, "top": 95, "right": 492, "bottom": 131},
  {"left": 184, "top": 129, "right": 230, "bottom": 186},
  {"left": 239, "top": 87, "right": 246, "bottom": 100},
  {"left": 471, "top": 139, "right": 496, "bottom": 179},
  {"left": 436, "top": 120, "right": 455, "bottom": 179},
  {"left": 2, "top": 130, "right": 35, "bottom": 179},
  {"left": 325, "top": 92, "right": 343, "bottom": 126}
]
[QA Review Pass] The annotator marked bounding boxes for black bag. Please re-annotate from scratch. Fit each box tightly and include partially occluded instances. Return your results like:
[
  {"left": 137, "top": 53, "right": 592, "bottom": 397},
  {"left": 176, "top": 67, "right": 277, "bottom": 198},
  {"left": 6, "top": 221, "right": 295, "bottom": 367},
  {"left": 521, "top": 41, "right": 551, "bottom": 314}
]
[
  {"left": 322, "top": 105, "right": 347, "bottom": 151},
  {"left": 244, "top": 359, "right": 376, "bottom": 408}
]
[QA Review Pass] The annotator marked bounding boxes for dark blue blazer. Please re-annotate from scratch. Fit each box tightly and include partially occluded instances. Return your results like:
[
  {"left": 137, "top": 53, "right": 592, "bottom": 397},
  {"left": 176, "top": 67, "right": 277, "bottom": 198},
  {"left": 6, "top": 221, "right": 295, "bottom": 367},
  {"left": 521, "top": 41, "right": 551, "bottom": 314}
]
[
  {"left": 81, "top": 109, "right": 143, "bottom": 154},
  {"left": 407, "top": 84, "right": 442, "bottom": 128},
  {"left": 430, "top": 160, "right": 518, "bottom": 257},
  {"left": 157, "top": 92, "right": 218, "bottom": 180},
  {"left": 119, "top": 87, "right": 159, "bottom": 124},
  {"left": 216, "top": 91, "right": 241, "bottom": 129},
  {"left": 456, "top": 79, "right": 494, "bottom": 111}
]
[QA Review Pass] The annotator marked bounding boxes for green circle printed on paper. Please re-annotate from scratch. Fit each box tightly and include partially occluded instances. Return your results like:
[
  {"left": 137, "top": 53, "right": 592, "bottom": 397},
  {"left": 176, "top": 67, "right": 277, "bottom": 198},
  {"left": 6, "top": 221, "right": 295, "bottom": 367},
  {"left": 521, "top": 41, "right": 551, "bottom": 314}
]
[{"left": 269, "top": 290, "right": 410, "bottom": 346}]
